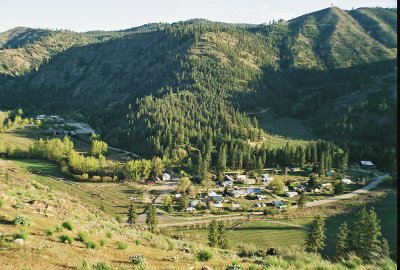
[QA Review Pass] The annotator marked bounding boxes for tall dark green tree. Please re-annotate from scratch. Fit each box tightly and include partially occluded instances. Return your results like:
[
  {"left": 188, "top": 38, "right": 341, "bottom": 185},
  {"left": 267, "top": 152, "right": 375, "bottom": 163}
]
[
  {"left": 127, "top": 202, "right": 137, "bottom": 226},
  {"left": 217, "top": 221, "right": 227, "bottom": 249},
  {"left": 335, "top": 222, "right": 349, "bottom": 260},
  {"left": 208, "top": 219, "right": 218, "bottom": 247},
  {"left": 306, "top": 215, "right": 326, "bottom": 253},
  {"left": 146, "top": 204, "right": 158, "bottom": 232}
]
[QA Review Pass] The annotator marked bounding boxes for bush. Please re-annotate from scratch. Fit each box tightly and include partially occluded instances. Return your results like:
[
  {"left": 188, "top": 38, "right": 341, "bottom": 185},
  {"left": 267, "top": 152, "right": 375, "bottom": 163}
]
[
  {"left": 135, "top": 239, "right": 141, "bottom": 245},
  {"left": 106, "top": 231, "right": 113, "bottom": 238},
  {"left": 55, "top": 225, "right": 63, "bottom": 232},
  {"left": 0, "top": 199, "right": 4, "bottom": 208},
  {"left": 76, "top": 231, "right": 88, "bottom": 242},
  {"left": 129, "top": 255, "right": 146, "bottom": 266},
  {"left": 238, "top": 243, "right": 259, "bottom": 257},
  {"left": 59, "top": 234, "right": 73, "bottom": 244},
  {"left": 117, "top": 241, "right": 127, "bottom": 250},
  {"left": 115, "top": 216, "right": 122, "bottom": 223},
  {"left": 99, "top": 239, "right": 106, "bottom": 247},
  {"left": 226, "top": 262, "right": 242, "bottom": 270},
  {"left": 13, "top": 228, "right": 28, "bottom": 240},
  {"left": 44, "top": 229, "right": 53, "bottom": 237},
  {"left": 92, "top": 262, "right": 113, "bottom": 270},
  {"left": 196, "top": 249, "right": 213, "bottom": 261},
  {"left": 84, "top": 240, "right": 96, "bottom": 249},
  {"left": 62, "top": 221, "right": 73, "bottom": 231},
  {"left": 14, "top": 215, "right": 32, "bottom": 226}
]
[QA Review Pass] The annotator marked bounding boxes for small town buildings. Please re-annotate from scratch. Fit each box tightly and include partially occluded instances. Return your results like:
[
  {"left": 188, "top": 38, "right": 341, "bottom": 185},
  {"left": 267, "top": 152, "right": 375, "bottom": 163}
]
[
  {"left": 190, "top": 200, "right": 200, "bottom": 208},
  {"left": 285, "top": 191, "right": 299, "bottom": 198},
  {"left": 146, "top": 179, "right": 156, "bottom": 185},
  {"left": 231, "top": 203, "right": 240, "bottom": 209},
  {"left": 213, "top": 201, "right": 223, "bottom": 208},
  {"left": 284, "top": 186, "right": 289, "bottom": 192},
  {"left": 242, "top": 178, "right": 256, "bottom": 185},
  {"left": 36, "top": 114, "right": 46, "bottom": 120},
  {"left": 237, "top": 174, "right": 247, "bottom": 182},
  {"left": 207, "top": 191, "right": 218, "bottom": 197},
  {"left": 256, "top": 195, "right": 267, "bottom": 200},
  {"left": 341, "top": 178, "right": 352, "bottom": 184},
  {"left": 360, "top": 160, "right": 374, "bottom": 169},
  {"left": 321, "top": 183, "right": 332, "bottom": 189},
  {"left": 175, "top": 194, "right": 182, "bottom": 198},
  {"left": 246, "top": 188, "right": 262, "bottom": 195},
  {"left": 162, "top": 172, "right": 171, "bottom": 181},
  {"left": 290, "top": 167, "right": 301, "bottom": 172},
  {"left": 225, "top": 175, "right": 235, "bottom": 182},
  {"left": 272, "top": 200, "right": 284, "bottom": 207},
  {"left": 231, "top": 189, "right": 247, "bottom": 197},
  {"left": 222, "top": 179, "right": 234, "bottom": 187},
  {"left": 210, "top": 195, "right": 223, "bottom": 203},
  {"left": 186, "top": 207, "right": 196, "bottom": 212}
]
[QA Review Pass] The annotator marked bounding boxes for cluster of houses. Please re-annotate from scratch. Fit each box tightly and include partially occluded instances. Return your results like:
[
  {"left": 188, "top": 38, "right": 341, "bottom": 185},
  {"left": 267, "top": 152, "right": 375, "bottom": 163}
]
[
  {"left": 221, "top": 173, "right": 274, "bottom": 187},
  {"left": 145, "top": 172, "right": 180, "bottom": 185}
]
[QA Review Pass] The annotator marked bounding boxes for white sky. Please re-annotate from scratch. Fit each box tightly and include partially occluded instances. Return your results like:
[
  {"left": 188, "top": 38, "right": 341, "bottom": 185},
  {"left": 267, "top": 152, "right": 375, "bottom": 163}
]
[{"left": 0, "top": 0, "right": 397, "bottom": 32}]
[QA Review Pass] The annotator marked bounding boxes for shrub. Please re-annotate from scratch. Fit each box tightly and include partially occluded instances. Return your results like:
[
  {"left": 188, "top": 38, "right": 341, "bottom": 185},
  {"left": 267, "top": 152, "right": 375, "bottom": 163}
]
[
  {"left": 13, "top": 228, "right": 28, "bottom": 240},
  {"left": 14, "top": 215, "right": 32, "bottom": 226},
  {"left": 0, "top": 199, "right": 4, "bottom": 208},
  {"left": 59, "top": 234, "right": 73, "bottom": 244},
  {"left": 106, "top": 231, "right": 113, "bottom": 238},
  {"left": 44, "top": 229, "right": 53, "bottom": 237},
  {"left": 92, "top": 262, "right": 113, "bottom": 270},
  {"left": 76, "top": 231, "right": 88, "bottom": 242},
  {"left": 99, "top": 239, "right": 106, "bottom": 247},
  {"left": 135, "top": 239, "right": 141, "bottom": 245},
  {"left": 62, "top": 221, "right": 73, "bottom": 231},
  {"left": 115, "top": 216, "right": 122, "bottom": 223},
  {"left": 129, "top": 255, "right": 146, "bottom": 266},
  {"left": 55, "top": 225, "right": 63, "bottom": 232},
  {"left": 117, "top": 241, "right": 127, "bottom": 250},
  {"left": 226, "top": 262, "right": 242, "bottom": 270},
  {"left": 84, "top": 240, "right": 96, "bottom": 249},
  {"left": 196, "top": 249, "right": 213, "bottom": 261},
  {"left": 238, "top": 243, "right": 259, "bottom": 257}
]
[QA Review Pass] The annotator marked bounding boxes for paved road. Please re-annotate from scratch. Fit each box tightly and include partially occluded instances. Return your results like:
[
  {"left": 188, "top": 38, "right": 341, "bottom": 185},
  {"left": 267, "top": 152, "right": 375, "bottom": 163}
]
[{"left": 292, "top": 173, "right": 388, "bottom": 209}]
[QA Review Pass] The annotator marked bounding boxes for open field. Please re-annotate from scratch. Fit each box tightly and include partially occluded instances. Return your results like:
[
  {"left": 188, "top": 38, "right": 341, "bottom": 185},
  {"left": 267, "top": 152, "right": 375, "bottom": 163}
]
[
  {"left": 0, "top": 127, "right": 37, "bottom": 150},
  {"left": 9, "top": 158, "right": 147, "bottom": 218}
]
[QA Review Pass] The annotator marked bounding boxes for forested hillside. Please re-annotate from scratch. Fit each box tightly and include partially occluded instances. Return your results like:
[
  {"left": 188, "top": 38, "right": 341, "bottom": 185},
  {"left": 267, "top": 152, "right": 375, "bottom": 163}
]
[{"left": 0, "top": 7, "right": 396, "bottom": 171}]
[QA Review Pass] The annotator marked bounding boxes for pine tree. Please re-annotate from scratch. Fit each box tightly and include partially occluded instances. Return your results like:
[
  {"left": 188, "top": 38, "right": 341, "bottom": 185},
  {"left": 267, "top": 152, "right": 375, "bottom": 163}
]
[
  {"left": 208, "top": 219, "right": 218, "bottom": 247},
  {"left": 178, "top": 193, "right": 189, "bottom": 212},
  {"left": 318, "top": 152, "right": 325, "bottom": 176},
  {"left": 306, "top": 215, "right": 326, "bottom": 253},
  {"left": 217, "top": 144, "right": 227, "bottom": 181},
  {"left": 146, "top": 204, "right": 158, "bottom": 232},
  {"left": 335, "top": 222, "right": 349, "bottom": 260},
  {"left": 127, "top": 202, "right": 137, "bottom": 226},
  {"left": 366, "top": 208, "right": 384, "bottom": 259},
  {"left": 380, "top": 238, "right": 390, "bottom": 258},
  {"left": 217, "top": 221, "right": 227, "bottom": 249},
  {"left": 297, "top": 193, "right": 307, "bottom": 208}
]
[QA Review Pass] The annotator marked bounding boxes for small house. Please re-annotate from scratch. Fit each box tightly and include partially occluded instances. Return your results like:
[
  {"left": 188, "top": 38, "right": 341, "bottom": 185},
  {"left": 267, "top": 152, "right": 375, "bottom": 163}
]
[
  {"left": 231, "top": 203, "right": 240, "bottom": 209},
  {"left": 186, "top": 207, "right": 196, "bottom": 212},
  {"left": 285, "top": 191, "right": 298, "bottom": 198},
  {"left": 210, "top": 195, "right": 223, "bottom": 203},
  {"left": 175, "top": 194, "right": 182, "bottom": 198},
  {"left": 256, "top": 195, "right": 267, "bottom": 200},
  {"left": 321, "top": 183, "right": 332, "bottom": 189},
  {"left": 225, "top": 175, "right": 235, "bottom": 182},
  {"left": 190, "top": 200, "right": 200, "bottom": 208},
  {"left": 231, "top": 189, "right": 247, "bottom": 197},
  {"left": 146, "top": 179, "right": 156, "bottom": 185},
  {"left": 284, "top": 186, "right": 289, "bottom": 192},
  {"left": 360, "top": 160, "right": 374, "bottom": 169},
  {"left": 162, "top": 172, "right": 171, "bottom": 181},
  {"left": 236, "top": 174, "right": 247, "bottom": 182},
  {"left": 213, "top": 201, "right": 223, "bottom": 208},
  {"left": 341, "top": 178, "right": 352, "bottom": 184},
  {"left": 207, "top": 191, "right": 218, "bottom": 197},
  {"left": 272, "top": 200, "right": 284, "bottom": 207},
  {"left": 222, "top": 180, "right": 234, "bottom": 188},
  {"left": 247, "top": 188, "right": 262, "bottom": 195},
  {"left": 242, "top": 178, "right": 256, "bottom": 185}
]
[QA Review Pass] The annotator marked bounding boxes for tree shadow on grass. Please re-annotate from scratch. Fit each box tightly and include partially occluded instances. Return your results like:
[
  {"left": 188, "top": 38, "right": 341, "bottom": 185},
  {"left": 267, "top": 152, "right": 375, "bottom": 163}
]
[{"left": 233, "top": 226, "right": 304, "bottom": 231}]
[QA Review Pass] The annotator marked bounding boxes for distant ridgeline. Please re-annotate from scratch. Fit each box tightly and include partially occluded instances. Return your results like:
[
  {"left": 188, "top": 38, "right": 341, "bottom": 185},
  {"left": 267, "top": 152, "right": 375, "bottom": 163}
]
[{"left": 0, "top": 7, "right": 396, "bottom": 171}]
